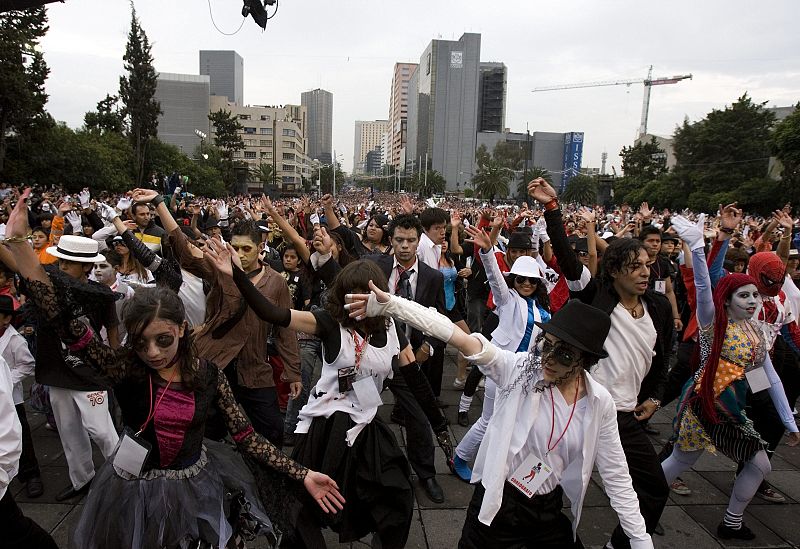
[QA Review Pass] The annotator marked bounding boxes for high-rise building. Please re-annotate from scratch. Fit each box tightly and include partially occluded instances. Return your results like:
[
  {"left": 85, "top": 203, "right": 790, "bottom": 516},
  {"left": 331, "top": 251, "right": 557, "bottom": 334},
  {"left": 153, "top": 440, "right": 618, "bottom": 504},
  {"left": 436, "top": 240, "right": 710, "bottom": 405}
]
[
  {"left": 365, "top": 147, "right": 383, "bottom": 175},
  {"left": 199, "top": 50, "right": 244, "bottom": 106},
  {"left": 387, "top": 62, "right": 418, "bottom": 170},
  {"left": 208, "top": 96, "right": 310, "bottom": 194},
  {"left": 353, "top": 120, "right": 389, "bottom": 174},
  {"left": 406, "top": 33, "right": 482, "bottom": 190},
  {"left": 301, "top": 88, "right": 333, "bottom": 164},
  {"left": 478, "top": 62, "right": 507, "bottom": 133},
  {"left": 154, "top": 73, "right": 210, "bottom": 155}
]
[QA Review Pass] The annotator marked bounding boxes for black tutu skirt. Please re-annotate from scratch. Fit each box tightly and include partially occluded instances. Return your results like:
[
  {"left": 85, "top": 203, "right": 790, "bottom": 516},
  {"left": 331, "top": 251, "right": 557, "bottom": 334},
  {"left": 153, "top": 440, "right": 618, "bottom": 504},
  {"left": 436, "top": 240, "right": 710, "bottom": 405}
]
[
  {"left": 71, "top": 439, "right": 278, "bottom": 549},
  {"left": 292, "top": 412, "right": 413, "bottom": 548}
]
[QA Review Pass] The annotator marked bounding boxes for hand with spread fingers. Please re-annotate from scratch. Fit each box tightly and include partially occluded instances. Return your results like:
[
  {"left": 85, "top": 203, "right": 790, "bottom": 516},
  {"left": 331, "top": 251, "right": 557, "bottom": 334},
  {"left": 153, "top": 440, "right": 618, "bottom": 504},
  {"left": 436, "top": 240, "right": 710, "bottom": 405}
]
[{"left": 303, "top": 471, "right": 346, "bottom": 514}]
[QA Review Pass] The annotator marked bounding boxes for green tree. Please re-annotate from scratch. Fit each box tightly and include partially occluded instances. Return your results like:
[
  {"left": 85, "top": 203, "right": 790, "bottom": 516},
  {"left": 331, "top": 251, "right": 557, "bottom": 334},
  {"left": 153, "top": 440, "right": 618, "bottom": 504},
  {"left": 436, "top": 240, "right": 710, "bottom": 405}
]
[
  {"left": 672, "top": 94, "right": 774, "bottom": 210},
  {"left": 0, "top": 7, "right": 49, "bottom": 173},
  {"left": 318, "top": 164, "right": 347, "bottom": 195},
  {"left": 492, "top": 140, "right": 527, "bottom": 171},
  {"left": 119, "top": 3, "right": 161, "bottom": 186},
  {"left": 208, "top": 109, "right": 244, "bottom": 191},
  {"left": 84, "top": 94, "right": 125, "bottom": 135},
  {"left": 772, "top": 104, "right": 800, "bottom": 206},
  {"left": 560, "top": 174, "right": 597, "bottom": 205},
  {"left": 620, "top": 137, "right": 668, "bottom": 180},
  {"left": 409, "top": 169, "right": 446, "bottom": 198},
  {"left": 517, "top": 166, "right": 552, "bottom": 200},
  {"left": 472, "top": 145, "right": 511, "bottom": 203},
  {"left": 249, "top": 162, "right": 274, "bottom": 193}
]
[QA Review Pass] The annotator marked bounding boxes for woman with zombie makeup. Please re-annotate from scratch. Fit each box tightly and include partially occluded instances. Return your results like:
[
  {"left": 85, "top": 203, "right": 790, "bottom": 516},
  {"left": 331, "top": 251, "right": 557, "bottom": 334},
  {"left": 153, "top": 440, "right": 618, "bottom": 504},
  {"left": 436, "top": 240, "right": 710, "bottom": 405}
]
[
  {"left": 662, "top": 215, "right": 800, "bottom": 541},
  {"left": 2, "top": 189, "right": 344, "bottom": 549},
  {"left": 347, "top": 288, "right": 652, "bottom": 548}
]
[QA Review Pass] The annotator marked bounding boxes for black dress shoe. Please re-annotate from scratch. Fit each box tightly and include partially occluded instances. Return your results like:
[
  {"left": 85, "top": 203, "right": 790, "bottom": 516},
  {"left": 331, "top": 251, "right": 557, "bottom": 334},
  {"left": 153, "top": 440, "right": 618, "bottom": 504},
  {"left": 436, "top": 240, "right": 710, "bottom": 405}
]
[
  {"left": 421, "top": 477, "right": 444, "bottom": 503},
  {"left": 457, "top": 411, "right": 469, "bottom": 427},
  {"left": 55, "top": 480, "right": 91, "bottom": 502},
  {"left": 26, "top": 476, "right": 44, "bottom": 498}
]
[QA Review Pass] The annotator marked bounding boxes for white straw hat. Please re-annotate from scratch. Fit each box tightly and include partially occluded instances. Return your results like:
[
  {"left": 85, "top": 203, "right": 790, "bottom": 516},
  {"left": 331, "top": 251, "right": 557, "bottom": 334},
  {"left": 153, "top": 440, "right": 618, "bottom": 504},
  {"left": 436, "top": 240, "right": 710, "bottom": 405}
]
[
  {"left": 508, "top": 256, "right": 544, "bottom": 278},
  {"left": 47, "top": 235, "right": 106, "bottom": 263}
]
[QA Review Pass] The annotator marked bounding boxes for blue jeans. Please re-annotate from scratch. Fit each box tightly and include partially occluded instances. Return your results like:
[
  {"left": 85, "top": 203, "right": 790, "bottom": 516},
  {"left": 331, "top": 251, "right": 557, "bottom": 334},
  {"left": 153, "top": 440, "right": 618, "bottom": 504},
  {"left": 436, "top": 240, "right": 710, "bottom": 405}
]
[{"left": 284, "top": 339, "right": 321, "bottom": 435}]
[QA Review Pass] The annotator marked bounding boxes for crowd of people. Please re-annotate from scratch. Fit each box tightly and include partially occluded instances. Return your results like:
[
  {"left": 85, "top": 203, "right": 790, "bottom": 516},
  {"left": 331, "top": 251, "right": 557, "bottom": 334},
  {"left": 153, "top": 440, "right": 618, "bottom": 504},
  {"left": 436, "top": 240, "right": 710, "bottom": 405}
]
[{"left": 1, "top": 178, "right": 799, "bottom": 548}]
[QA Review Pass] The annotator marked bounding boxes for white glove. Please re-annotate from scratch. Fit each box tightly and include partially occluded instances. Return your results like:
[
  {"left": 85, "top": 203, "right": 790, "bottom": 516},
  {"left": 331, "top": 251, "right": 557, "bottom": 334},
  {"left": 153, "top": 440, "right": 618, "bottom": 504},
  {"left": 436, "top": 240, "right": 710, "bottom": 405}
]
[
  {"left": 670, "top": 214, "right": 706, "bottom": 251},
  {"left": 116, "top": 196, "right": 132, "bottom": 211},
  {"left": 174, "top": 186, "right": 182, "bottom": 195},
  {"left": 65, "top": 211, "right": 81, "bottom": 231},
  {"left": 365, "top": 292, "right": 455, "bottom": 344},
  {"left": 537, "top": 218, "right": 550, "bottom": 243},
  {"left": 216, "top": 201, "right": 228, "bottom": 220},
  {"left": 78, "top": 188, "right": 91, "bottom": 208},
  {"left": 97, "top": 202, "right": 119, "bottom": 223}
]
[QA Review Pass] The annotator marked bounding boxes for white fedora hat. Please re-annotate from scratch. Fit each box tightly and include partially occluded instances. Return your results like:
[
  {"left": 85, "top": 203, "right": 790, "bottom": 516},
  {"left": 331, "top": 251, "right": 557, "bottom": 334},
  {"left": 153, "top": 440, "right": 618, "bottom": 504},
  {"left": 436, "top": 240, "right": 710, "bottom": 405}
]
[
  {"left": 508, "top": 256, "right": 544, "bottom": 279},
  {"left": 47, "top": 235, "right": 106, "bottom": 263}
]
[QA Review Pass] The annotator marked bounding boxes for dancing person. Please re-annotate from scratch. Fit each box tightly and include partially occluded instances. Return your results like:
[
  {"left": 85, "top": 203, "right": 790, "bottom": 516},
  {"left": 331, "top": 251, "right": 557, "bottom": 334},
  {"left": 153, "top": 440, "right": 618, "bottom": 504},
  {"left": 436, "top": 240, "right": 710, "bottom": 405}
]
[
  {"left": 3, "top": 189, "right": 343, "bottom": 548},
  {"left": 451, "top": 225, "right": 551, "bottom": 482},
  {"left": 204, "top": 239, "right": 450, "bottom": 548},
  {"left": 662, "top": 214, "right": 800, "bottom": 540},
  {"left": 347, "top": 285, "right": 653, "bottom": 549}
]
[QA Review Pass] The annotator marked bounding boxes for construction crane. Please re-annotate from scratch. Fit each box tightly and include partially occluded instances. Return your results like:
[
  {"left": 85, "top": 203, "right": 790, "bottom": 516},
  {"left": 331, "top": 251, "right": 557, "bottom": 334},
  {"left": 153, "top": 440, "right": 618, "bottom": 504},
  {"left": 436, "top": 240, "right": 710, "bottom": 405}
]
[{"left": 531, "top": 66, "right": 692, "bottom": 137}]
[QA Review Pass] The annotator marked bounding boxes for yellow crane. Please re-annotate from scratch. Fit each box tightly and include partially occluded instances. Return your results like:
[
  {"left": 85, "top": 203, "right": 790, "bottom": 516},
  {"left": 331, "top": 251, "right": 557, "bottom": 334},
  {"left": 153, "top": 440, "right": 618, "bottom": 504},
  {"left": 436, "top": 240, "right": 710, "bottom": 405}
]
[{"left": 531, "top": 65, "right": 692, "bottom": 137}]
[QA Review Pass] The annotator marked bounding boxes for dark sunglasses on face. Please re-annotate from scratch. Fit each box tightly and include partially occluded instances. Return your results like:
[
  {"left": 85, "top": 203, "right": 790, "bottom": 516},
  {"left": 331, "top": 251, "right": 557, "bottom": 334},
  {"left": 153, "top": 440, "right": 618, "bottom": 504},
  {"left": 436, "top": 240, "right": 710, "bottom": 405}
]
[
  {"left": 133, "top": 334, "right": 176, "bottom": 353},
  {"left": 576, "top": 250, "right": 589, "bottom": 257},
  {"left": 514, "top": 275, "right": 539, "bottom": 285},
  {"left": 541, "top": 338, "right": 580, "bottom": 367}
]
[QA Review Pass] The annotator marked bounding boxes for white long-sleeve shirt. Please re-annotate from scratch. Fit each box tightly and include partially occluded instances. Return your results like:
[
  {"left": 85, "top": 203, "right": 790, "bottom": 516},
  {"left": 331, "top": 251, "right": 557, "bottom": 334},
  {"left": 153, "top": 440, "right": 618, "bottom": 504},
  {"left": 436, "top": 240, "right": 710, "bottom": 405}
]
[
  {"left": 1, "top": 326, "right": 36, "bottom": 405},
  {"left": 0, "top": 356, "right": 22, "bottom": 499}
]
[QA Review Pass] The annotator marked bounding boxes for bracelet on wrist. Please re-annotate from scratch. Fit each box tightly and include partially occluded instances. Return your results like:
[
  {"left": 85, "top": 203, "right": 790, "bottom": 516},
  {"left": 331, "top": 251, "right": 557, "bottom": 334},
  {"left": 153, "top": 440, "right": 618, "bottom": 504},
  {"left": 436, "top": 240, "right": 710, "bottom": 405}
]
[
  {"left": 719, "top": 227, "right": 734, "bottom": 234},
  {"left": 543, "top": 198, "right": 559, "bottom": 212},
  {"left": 648, "top": 397, "right": 662, "bottom": 410},
  {"left": 3, "top": 234, "right": 31, "bottom": 244},
  {"left": 151, "top": 195, "right": 164, "bottom": 206}
]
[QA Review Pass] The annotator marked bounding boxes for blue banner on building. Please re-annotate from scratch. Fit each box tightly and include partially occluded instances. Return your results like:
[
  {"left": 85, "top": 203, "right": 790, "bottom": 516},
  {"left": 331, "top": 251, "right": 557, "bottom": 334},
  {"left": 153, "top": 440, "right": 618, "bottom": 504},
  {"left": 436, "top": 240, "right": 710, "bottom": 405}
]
[{"left": 560, "top": 132, "right": 584, "bottom": 193}]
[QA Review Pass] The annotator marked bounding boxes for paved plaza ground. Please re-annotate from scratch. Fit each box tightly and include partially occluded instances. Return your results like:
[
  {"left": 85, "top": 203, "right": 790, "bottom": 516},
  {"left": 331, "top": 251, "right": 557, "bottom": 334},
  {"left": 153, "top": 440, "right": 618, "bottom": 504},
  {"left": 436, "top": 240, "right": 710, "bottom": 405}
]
[{"left": 10, "top": 348, "right": 800, "bottom": 548}]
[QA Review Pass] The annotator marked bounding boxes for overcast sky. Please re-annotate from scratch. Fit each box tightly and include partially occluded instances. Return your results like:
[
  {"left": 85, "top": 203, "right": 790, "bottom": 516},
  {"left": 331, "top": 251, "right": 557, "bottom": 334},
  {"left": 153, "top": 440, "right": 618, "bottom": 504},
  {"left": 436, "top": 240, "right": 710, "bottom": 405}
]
[{"left": 40, "top": 0, "right": 799, "bottom": 174}]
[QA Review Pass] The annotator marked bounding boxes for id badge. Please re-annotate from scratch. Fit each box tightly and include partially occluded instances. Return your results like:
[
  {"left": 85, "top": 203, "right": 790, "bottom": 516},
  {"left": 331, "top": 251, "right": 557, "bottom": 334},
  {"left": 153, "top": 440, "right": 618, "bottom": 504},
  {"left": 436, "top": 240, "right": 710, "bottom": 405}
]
[
  {"left": 337, "top": 366, "right": 357, "bottom": 393},
  {"left": 353, "top": 376, "right": 383, "bottom": 409},
  {"left": 508, "top": 454, "right": 553, "bottom": 498},
  {"left": 654, "top": 279, "right": 666, "bottom": 294},
  {"left": 113, "top": 428, "right": 152, "bottom": 477},
  {"left": 745, "top": 367, "right": 771, "bottom": 393}
]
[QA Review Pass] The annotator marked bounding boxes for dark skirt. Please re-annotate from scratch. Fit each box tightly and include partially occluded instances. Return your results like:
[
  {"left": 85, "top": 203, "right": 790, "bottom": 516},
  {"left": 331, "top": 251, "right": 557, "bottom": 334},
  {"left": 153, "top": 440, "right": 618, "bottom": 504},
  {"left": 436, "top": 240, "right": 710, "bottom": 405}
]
[
  {"left": 71, "top": 440, "right": 277, "bottom": 549},
  {"left": 292, "top": 412, "right": 413, "bottom": 548}
]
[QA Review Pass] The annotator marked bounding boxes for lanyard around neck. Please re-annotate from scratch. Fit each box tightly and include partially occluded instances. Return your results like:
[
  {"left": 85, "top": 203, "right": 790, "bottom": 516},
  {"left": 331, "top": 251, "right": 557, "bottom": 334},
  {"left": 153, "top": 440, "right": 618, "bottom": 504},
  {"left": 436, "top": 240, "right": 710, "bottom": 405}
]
[
  {"left": 545, "top": 376, "right": 581, "bottom": 458},
  {"left": 137, "top": 367, "right": 178, "bottom": 436}
]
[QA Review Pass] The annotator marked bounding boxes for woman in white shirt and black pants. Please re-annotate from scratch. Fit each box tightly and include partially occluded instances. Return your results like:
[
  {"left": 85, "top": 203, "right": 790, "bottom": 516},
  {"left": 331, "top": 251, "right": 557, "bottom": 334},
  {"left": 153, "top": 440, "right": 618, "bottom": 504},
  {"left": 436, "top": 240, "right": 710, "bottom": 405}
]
[{"left": 348, "top": 288, "right": 654, "bottom": 549}]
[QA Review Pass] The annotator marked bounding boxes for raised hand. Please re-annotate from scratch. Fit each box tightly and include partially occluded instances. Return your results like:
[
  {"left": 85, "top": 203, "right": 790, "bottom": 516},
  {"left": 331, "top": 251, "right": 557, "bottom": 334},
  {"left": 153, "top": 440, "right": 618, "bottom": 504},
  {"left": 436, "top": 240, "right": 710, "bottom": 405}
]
[
  {"left": 303, "top": 471, "right": 345, "bottom": 514},
  {"left": 718, "top": 202, "right": 743, "bottom": 230},
  {"left": 450, "top": 210, "right": 462, "bottom": 228},
  {"left": 345, "top": 279, "right": 392, "bottom": 321},
  {"left": 577, "top": 206, "right": 596, "bottom": 224},
  {"left": 464, "top": 225, "right": 492, "bottom": 252},
  {"left": 670, "top": 214, "right": 706, "bottom": 251},
  {"left": 78, "top": 188, "right": 91, "bottom": 208},
  {"left": 116, "top": 195, "right": 132, "bottom": 212},
  {"left": 639, "top": 201, "right": 653, "bottom": 220},
  {"left": 204, "top": 237, "right": 240, "bottom": 276},
  {"left": 400, "top": 194, "right": 414, "bottom": 215},
  {"left": 132, "top": 188, "right": 159, "bottom": 203},
  {"left": 97, "top": 202, "right": 118, "bottom": 222},
  {"left": 527, "top": 178, "right": 557, "bottom": 205},
  {"left": 312, "top": 226, "right": 333, "bottom": 255},
  {"left": 773, "top": 209, "right": 793, "bottom": 231},
  {"left": 4, "top": 188, "right": 32, "bottom": 239},
  {"left": 65, "top": 210, "right": 82, "bottom": 230}
]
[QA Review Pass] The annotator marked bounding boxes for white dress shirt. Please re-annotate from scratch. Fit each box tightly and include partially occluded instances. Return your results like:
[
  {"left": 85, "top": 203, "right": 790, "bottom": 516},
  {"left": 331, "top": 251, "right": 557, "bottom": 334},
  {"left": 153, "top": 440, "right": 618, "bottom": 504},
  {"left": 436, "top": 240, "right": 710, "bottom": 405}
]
[
  {"left": 0, "top": 356, "right": 22, "bottom": 499},
  {"left": 388, "top": 257, "right": 419, "bottom": 299},
  {"left": 464, "top": 333, "right": 652, "bottom": 548},
  {"left": 416, "top": 232, "right": 441, "bottom": 270},
  {"left": 0, "top": 326, "right": 36, "bottom": 406}
]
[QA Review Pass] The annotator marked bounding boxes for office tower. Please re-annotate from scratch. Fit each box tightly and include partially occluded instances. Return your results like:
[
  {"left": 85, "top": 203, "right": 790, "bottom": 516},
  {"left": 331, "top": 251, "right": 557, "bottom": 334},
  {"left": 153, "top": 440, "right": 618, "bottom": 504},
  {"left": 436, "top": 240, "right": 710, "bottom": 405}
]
[
  {"left": 199, "top": 50, "right": 244, "bottom": 105},
  {"left": 301, "top": 88, "right": 333, "bottom": 163},
  {"left": 353, "top": 120, "right": 389, "bottom": 174},
  {"left": 388, "top": 62, "right": 418, "bottom": 170},
  {"left": 478, "top": 62, "right": 507, "bottom": 132},
  {"left": 154, "top": 73, "right": 210, "bottom": 154}
]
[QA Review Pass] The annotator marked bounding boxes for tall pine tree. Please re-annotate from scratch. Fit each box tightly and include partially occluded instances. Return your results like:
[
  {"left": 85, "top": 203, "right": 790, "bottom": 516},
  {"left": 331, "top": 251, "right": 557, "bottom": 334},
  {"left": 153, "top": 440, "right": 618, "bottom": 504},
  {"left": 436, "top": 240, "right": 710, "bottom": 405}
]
[
  {"left": 119, "top": 2, "right": 160, "bottom": 186},
  {"left": 0, "top": 7, "right": 50, "bottom": 173}
]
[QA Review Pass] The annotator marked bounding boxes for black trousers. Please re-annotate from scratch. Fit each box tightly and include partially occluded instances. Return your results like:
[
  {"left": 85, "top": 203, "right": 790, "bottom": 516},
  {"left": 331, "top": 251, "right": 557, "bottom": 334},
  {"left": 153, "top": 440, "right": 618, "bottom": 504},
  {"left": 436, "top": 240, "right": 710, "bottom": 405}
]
[
  {"left": 421, "top": 342, "right": 446, "bottom": 397},
  {"left": 15, "top": 404, "right": 40, "bottom": 482},
  {"left": 610, "top": 412, "right": 669, "bottom": 549},
  {"left": 459, "top": 483, "right": 581, "bottom": 549},
  {"left": 661, "top": 340, "right": 696, "bottom": 409},
  {"left": 224, "top": 361, "right": 284, "bottom": 447},
  {"left": 0, "top": 490, "right": 58, "bottom": 549},
  {"left": 389, "top": 363, "right": 436, "bottom": 480}
]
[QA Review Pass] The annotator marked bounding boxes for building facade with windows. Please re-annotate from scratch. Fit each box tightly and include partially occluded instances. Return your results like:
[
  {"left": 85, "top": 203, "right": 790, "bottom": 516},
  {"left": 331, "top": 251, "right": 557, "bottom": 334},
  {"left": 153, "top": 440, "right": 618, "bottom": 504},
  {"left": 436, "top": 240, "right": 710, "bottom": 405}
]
[
  {"left": 387, "top": 62, "right": 418, "bottom": 170},
  {"left": 209, "top": 96, "right": 310, "bottom": 193},
  {"left": 301, "top": 88, "right": 333, "bottom": 164},
  {"left": 199, "top": 50, "right": 244, "bottom": 106},
  {"left": 478, "top": 62, "right": 507, "bottom": 133},
  {"left": 155, "top": 73, "right": 210, "bottom": 154},
  {"left": 353, "top": 120, "right": 389, "bottom": 175}
]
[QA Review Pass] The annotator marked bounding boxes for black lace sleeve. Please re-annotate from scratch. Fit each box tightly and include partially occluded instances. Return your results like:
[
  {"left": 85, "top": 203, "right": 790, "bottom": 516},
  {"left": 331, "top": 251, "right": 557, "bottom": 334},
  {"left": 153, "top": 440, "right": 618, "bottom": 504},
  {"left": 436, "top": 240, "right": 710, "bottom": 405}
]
[
  {"left": 214, "top": 368, "right": 308, "bottom": 481},
  {"left": 121, "top": 230, "right": 183, "bottom": 292},
  {"left": 231, "top": 265, "right": 292, "bottom": 327},
  {"left": 23, "top": 278, "right": 130, "bottom": 383}
]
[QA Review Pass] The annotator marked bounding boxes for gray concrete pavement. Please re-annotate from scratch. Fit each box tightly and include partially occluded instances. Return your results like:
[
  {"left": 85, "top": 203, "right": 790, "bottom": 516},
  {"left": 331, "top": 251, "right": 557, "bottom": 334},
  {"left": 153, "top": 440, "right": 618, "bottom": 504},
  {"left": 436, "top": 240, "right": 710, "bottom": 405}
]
[{"left": 11, "top": 348, "right": 800, "bottom": 548}]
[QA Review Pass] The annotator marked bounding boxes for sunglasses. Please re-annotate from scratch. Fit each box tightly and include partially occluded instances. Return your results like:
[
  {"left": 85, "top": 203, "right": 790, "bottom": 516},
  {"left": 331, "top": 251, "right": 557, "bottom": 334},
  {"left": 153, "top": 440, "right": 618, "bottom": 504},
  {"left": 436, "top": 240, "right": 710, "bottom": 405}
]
[
  {"left": 514, "top": 275, "right": 539, "bottom": 285},
  {"left": 576, "top": 250, "right": 589, "bottom": 257},
  {"left": 133, "top": 334, "right": 176, "bottom": 353},
  {"left": 113, "top": 240, "right": 127, "bottom": 247},
  {"left": 541, "top": 338, "right": 580, "bottom": 367}
]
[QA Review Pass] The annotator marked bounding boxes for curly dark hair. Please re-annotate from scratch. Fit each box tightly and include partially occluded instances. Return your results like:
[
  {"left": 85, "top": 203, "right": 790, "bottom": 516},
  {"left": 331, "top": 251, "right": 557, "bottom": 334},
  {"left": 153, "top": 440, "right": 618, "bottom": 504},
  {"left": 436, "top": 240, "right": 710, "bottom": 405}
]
[
  {"left": 325, "top": 259, "right": 389, "bottom": 335},
  {"left": 598, "top": 238, "right": 648, "bottom": 288},
  {"left": 387, "top": 214, "right": 422, "bottom": 238},
  {"left": 121, "top": 286, "right": 202, "bottom": 390}
]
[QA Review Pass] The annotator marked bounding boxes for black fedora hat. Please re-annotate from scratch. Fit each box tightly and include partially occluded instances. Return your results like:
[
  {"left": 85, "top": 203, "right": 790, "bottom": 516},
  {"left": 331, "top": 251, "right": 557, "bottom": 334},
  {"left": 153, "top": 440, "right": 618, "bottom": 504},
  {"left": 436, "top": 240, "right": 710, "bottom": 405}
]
[
  {"left": 507, "top": 230, "right": 534, "bottom": 250},
  {"left": 534, "top": 300, "right": 610, "bottom": 358}
]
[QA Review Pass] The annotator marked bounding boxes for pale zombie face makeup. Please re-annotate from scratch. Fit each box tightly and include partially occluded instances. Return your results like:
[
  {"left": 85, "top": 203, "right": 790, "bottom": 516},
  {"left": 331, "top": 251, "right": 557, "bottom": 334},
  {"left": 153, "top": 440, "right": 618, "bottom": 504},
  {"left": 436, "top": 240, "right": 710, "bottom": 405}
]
[
  {"left": 727, "top": 283, "right": 760, "bottom": 321},
  {"left": 93, "top": 261, "right": 117, "bottom": 286}
]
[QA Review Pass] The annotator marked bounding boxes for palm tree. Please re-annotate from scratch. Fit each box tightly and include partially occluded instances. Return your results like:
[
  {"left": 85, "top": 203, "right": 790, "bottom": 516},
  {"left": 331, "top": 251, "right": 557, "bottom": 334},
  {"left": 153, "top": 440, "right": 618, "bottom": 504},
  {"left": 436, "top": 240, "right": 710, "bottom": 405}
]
[
  {"left": 409, "top": 169, "right": 446, "bottom": 198},
  {"left": 560, "top": 174, "right": 598, "bottom": 205},
  {"left": 249, "top": 162, "right": 274, "bottom": 193},
  {"left": 517, "top": 166, "right": 553, "bottom": 200},
  {"left": 472, "top": 157, "right": 511, "bottom": 203}
]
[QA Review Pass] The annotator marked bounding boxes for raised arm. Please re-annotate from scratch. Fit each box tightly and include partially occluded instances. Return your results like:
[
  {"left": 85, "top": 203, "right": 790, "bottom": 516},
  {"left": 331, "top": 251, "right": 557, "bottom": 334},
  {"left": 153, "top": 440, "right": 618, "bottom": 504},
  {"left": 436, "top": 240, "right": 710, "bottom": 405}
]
[
  {"left": 449, "top": 211, "right": 464, "bottom": 255},
  {"left": 466, "top": 225, "right": 511, "bottom": 306},
  {"left": 578, "top": 207, "right": 599, "bottom": 277},
  {"left": 671, "top": 214, "right": 715, "bottom": 327},
  {"left": 262, "top": 195, "right": 311, "bottom": 264}
]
